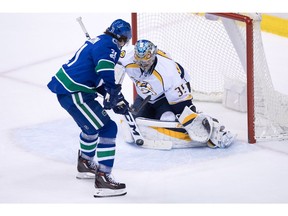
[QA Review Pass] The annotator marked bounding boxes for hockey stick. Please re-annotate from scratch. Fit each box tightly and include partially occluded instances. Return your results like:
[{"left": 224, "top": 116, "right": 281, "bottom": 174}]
[
  {"left": 76, "top": 16, "right": 91, "bottom": 40},
  {"left": 122, "top": 94, "right": 155, "bottom": 146},
  {"left": 123, "top": 111, "right": 145, "bottom": 145},
  {"left": 123, "top": 95, "right": 152, "bottom": 146},
  {"left": 114, "top": 66, "right": 147, "bottom": 146},
  {"left": 129, "top": 95, "right": 151, "bottom": 115}
]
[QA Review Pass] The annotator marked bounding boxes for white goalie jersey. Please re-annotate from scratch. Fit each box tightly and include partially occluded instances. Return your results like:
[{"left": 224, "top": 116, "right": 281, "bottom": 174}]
[
  {"left": 118, "top": 45, "right": 236, "bottom": 150},
  {"left": 119, "top": 46, "right": 193, "bottom": 105}
]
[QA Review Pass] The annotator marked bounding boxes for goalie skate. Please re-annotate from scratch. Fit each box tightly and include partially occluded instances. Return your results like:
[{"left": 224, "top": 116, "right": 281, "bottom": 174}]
[
  {"left": 94, "top": 171, "right": 127, "bottom": 197},
  {"left": 76, "top": 150, "right": 97, "bottom": 179}
]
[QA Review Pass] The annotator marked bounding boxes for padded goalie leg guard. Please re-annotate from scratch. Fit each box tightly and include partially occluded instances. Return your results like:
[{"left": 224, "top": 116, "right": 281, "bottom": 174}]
[{"left": 177, "top": 106, "right": 213, "bottom": 143}]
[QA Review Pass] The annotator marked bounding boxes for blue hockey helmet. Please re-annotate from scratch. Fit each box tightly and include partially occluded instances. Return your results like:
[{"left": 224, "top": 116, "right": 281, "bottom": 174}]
[
  {"left": 106, "top": 19, "right": 132, "bottom": 44},
  {"left": 134, "top": 39, "right": 158, "bottom": 75}
]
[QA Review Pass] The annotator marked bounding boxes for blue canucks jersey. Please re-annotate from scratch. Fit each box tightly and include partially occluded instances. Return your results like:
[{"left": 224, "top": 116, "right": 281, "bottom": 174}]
[{"left": 47, "top": 34, "right": 121, "bottom": 94}]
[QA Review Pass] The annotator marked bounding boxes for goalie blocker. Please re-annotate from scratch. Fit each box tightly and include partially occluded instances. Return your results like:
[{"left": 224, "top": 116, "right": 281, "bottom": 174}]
[{"left": 120, "top": 106, "right": 236, "bottom": 150}]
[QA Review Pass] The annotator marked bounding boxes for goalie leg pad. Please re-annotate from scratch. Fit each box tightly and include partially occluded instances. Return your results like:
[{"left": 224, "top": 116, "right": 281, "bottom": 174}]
[
  {"left": 135, "top": 117, "right": 207, "bottom": 149},
  {"left": 177, "top": 106, "right": 213, "bottom": 143}
]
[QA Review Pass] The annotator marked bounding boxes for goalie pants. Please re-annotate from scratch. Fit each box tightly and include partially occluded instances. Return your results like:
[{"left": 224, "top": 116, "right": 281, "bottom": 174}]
[
  {"left": 56, "top": 92, "right": 117, "bottom": 173},
  {"left": 133, "top": 95, "right": 196, "bottom": 119}
]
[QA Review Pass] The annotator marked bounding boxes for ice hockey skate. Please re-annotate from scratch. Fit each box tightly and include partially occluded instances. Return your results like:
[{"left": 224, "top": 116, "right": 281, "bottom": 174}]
[
  {"left": 76, "top": 150, "right": 97, "bottom": 179},
  {"left": 94, "top": 171, "right": 127, "bottom": 197}
]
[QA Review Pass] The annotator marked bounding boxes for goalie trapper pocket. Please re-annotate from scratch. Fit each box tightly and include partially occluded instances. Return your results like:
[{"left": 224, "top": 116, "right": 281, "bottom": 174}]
[
  {"left": 202, "top": 118, "right": 212, "bottom": 134},
  {"left": 177, "top": 106, "right": 213, "bottom": 143}
]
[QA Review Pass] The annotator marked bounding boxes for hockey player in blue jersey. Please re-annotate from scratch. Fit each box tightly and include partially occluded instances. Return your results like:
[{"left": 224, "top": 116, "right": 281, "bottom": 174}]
[{"left": 47, "top": 19, "right": 131, "bottom": 197}]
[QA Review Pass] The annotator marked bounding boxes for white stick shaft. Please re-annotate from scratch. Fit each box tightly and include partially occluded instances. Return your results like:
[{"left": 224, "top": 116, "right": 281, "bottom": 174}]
[
  {"left": 124, "top": 111, "right": 144, "bottom": 145},
  {"left": 76, "top": 16, "right": 90, "bottom": 39}
]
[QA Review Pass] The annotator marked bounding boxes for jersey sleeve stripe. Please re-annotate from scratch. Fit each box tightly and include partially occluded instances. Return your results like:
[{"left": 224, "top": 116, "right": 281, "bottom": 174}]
[{"left": 95, "top": 59, "right": 115, "bottom": 73}]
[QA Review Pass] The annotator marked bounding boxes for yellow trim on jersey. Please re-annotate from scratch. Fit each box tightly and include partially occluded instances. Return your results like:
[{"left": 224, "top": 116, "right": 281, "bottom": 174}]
[
  {"left": 152, "top": 70, "right": 164, "bottom": 87},
  {"left": 156, "top": 49, "right": 171, "bottom": 59},
  {"left": 126, "top": 63, "right": 139, "bottom": 69},
  {"left": 185, "top": 94, "right": 193, "bottom": 100},
  {"left": 175, "top": 63, "right": 183, "bottom": 76},
  {"left": 150, "top": 127, "right": 192, "bottom": 141},
  {"left": 168, "top": 95, "right": 193, "bottom": 105}
]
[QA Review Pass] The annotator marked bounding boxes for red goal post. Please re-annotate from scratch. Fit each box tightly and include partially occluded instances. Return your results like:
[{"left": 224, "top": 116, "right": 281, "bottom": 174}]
[{"left": 130, "top": 13, "right": 288, "bottom": 144}]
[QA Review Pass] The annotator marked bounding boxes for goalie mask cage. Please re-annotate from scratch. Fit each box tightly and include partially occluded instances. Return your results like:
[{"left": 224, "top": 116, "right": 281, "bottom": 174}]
[{"left": 131, "top": 13, "right": 288, "bottom": 143}]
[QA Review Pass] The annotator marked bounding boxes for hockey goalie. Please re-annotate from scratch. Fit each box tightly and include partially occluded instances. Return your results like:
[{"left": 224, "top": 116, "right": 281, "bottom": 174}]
[{"left": 118, "top": 39, "right": 236, "bottom": 150}]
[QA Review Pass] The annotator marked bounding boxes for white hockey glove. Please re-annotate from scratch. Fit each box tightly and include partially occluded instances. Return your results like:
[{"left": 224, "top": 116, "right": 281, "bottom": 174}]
[
  {"left": 177, "top": 106, "right": 213, "bottom": 143},
  {"left": 177, "top": 106, "right": 236, "bottom": 147}
]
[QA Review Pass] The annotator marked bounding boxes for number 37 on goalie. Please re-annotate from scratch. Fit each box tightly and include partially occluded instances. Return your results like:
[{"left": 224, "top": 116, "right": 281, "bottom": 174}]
[{"left": 175, "top": 82, "right": 191, "bottom": 97}]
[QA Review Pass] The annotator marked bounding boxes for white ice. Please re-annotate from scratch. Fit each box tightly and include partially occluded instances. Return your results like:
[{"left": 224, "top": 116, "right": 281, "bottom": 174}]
[{"left": 1, "top": 13, "right": 288, "bottom": 215}]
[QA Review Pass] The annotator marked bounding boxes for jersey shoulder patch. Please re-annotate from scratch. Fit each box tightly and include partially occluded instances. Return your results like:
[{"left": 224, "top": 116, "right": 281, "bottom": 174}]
[{"left": 120, "top": 50, "right": 126, "bottom": 58}]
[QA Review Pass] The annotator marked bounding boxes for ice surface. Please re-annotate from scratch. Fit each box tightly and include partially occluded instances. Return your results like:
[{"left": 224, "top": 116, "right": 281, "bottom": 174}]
[{"left": 1, "top": 12, "right": 288, "bottom": 215}]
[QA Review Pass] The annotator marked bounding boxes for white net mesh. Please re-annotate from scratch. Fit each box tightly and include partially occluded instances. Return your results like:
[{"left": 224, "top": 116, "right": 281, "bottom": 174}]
[
  {"left": 135, "top": 13, "right": 288, "bottom": 141},
  {"left": 252, "top": 20, "right": 288, "bottom": 140}
]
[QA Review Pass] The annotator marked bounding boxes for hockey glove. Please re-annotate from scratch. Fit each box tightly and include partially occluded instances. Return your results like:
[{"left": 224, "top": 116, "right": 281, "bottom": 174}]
[
  {"left": 113, "top": 96, "right": 129, "bottom": 115},
  {"left": 103, "top": 84, "right": 122, "bottom": 110}
]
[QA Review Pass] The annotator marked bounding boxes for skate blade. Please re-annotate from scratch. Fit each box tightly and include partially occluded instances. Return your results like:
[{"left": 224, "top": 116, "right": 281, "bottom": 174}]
[
  {"left": 76, "top": 172, "right": 95, "bottom": 179},
  {"left": 94, "top": 188, "right": 127, "bottom": 198}
]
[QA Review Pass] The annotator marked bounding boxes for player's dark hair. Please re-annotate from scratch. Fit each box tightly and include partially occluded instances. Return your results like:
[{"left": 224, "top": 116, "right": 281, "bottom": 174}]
[{"left": 104, "top": 30, "right": 128, "bottom": 43}]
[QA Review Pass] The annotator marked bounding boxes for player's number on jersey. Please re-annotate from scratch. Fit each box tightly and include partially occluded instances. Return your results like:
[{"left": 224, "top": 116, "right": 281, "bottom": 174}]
[
  {"left": 175, "top": 83, "right": 189, "bottom": 97},
  {"left": 67, "top": 43, "right": 88, "bottom": 67},
  {"left": 67, "top": 38, "right": 100, "bottom": 67}
]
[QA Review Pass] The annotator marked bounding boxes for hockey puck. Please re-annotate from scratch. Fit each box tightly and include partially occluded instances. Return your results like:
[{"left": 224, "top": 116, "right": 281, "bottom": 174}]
[{"left": 136, "top": 139, "right": 144, "bottom": 146}]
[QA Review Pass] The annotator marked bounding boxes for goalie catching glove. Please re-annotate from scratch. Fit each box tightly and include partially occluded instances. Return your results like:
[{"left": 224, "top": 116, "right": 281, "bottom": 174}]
[
  {"left": 104, "top": 84, "right": 129, "bottom": 115},
  {"left": 177, "top": 106, "right": 236, "bottom": 148}
]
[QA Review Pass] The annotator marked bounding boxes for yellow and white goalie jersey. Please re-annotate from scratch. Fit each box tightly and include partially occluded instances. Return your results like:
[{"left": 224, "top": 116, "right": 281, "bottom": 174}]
[{"left": 119, "top": 45, "right": 193, "bottom": 105}]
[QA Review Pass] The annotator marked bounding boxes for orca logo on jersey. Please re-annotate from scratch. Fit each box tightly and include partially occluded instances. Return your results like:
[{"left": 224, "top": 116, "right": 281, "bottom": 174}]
[
  {"left": 110, "top": 49, "right": 117, "bottom": 60},
  {"left": 136, "top": 80, "right": 156, "bottom": 95}
]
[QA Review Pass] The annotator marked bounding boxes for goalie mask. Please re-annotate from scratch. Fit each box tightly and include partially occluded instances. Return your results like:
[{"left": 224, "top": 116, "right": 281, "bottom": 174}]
[{"left": 134, "top": 39, "right": 158, "bottom": 76}]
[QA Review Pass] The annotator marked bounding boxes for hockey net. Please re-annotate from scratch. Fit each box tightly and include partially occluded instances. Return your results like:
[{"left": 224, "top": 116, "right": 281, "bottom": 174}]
[{"left": 131, "top": 13, "right": 288, "bottom": 143}]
